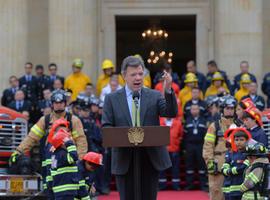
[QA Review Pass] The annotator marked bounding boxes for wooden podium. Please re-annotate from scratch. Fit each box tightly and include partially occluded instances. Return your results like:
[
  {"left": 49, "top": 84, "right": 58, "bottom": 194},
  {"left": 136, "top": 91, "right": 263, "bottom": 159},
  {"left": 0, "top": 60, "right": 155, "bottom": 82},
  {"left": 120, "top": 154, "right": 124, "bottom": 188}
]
[{"left": 102, "top": 126, "right": 170, "bottom": 147}]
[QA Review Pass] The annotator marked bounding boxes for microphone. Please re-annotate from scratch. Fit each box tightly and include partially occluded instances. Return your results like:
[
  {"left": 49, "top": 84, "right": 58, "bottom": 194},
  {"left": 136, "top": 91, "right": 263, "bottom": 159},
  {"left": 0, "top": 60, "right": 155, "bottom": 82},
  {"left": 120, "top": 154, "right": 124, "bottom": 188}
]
[{"left": 132, "top": 91, "right": 140, "bottom": 108}]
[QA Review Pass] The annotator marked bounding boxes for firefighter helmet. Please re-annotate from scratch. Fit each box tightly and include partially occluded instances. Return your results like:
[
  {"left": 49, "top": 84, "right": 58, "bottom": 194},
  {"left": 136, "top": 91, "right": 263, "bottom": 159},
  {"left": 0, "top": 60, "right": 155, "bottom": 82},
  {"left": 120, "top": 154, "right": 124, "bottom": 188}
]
[
  {"left": 51, "top": 128, "right": 70, "bottom": 149},
  {"left": 73, "top": 58, "right": 84, "bottom": 68},
  {"left": 243, "top": 106, "right": 263, "bottom": 127},
  {"left": 212, "top": 72, "right": 224, "bottom": 81},
  {"left": 240, "top": 73, "right": 252, "bottom": 84},
  {"left": 51, "top": 89, "right": 67, "bottom": 103},
  {"left": 219, "top": 95, "right": 237, "bottom": 109},
  {"left": 245, "top": 143, "right": 268, "bottom": 156},
  {"left": 184, "top": 72, "right": 198, "bottom": 83},
  {"left": 240, "top": 98, "right": 255, "bottom": 110},
  {"left": 48, "top": 118, "right": 69, "bottom": 144},
  {"left": 205, "top": 95, "right": 219, "bottom": 108},
  {"left": 83, "top": 152, "right": 103, "bottom": 166},
  {"left": 102, "top": 59, "right": 114, "bottom": 70}
]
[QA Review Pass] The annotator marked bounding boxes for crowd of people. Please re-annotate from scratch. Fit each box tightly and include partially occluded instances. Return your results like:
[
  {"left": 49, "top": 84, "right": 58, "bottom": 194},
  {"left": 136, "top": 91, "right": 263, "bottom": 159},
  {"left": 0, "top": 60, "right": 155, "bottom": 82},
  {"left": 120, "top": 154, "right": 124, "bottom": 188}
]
[{"left": 3, "top": 56, "right": 270, "bottom": 200}]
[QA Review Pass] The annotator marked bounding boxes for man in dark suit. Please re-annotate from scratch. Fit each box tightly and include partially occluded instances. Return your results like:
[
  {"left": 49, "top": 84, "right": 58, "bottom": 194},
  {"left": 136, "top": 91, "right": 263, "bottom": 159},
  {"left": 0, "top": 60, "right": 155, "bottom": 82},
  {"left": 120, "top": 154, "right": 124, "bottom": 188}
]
[
  {"left": 47, "top": 63, "right": 65, "bottom": 89},
  {"left": 1, "top": 75, "right": 20, "bottom": 106},
  {"left": 102, "top": 56, "right": 178, "bottom": 200},
  {"left": 8, "top": 90, "right": 32, "bottom": 113},
  {"left": 35, "top": 64, "right": 51, "bottom": 101},
  {"left": 19, "top": 62, "right": 38, "bottom": 103}
]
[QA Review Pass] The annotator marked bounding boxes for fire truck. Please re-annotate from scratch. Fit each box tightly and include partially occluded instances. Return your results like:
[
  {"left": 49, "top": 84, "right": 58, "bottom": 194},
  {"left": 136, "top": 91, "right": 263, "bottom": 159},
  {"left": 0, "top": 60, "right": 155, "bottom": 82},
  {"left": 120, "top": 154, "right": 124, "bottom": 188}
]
[{"left": 0, "top": 107, "right": 42, "bottom": 198}]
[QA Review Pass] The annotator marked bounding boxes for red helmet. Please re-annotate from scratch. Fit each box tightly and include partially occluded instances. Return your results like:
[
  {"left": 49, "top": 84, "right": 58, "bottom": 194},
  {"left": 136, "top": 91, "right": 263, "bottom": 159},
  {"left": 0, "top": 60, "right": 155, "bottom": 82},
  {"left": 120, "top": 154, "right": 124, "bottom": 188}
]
[
  {"left": 83, "top": 152, "right": 103, "bottom": 166},
  {"left": 229, "top": 127, "right": 252, "bottom": 152},
  {"left": 50, "top": 128, "right": 70, "bottom": 149},
  {"left": 48, "top": 118, "right": 69, "bottom": 144},
  {"left": 240, "top": 98, "right": 255, "bottom": 110},
  {"left": 244, "top": 106, "right": 263, "bottom": 127}
]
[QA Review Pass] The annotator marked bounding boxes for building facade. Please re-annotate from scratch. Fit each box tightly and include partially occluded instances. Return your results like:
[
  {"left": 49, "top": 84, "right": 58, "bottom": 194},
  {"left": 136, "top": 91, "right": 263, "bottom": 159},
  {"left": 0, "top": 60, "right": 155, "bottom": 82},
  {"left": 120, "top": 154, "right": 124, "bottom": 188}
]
[{"left": 0, "top": 0, "right": 269, "bottom": 92}]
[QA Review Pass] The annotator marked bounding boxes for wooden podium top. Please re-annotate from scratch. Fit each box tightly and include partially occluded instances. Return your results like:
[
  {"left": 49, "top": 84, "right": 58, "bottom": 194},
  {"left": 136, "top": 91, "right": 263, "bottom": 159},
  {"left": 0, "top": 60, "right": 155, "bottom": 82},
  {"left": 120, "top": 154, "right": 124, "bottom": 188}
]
[{"left": 102, "top": 126, "right": 170, "bottom": 147}]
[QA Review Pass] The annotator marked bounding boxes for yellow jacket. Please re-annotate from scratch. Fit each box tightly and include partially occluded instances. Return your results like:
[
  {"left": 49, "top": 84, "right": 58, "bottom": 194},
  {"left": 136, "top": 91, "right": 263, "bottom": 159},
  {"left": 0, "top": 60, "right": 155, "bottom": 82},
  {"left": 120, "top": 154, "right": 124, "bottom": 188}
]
[
  {"left": 205, "top": 83, "right": 229, "bottom": 98},
  {"left": 64, "top": 72, "right": 91, "bottom": 100},
  {"left": 235, "top": 83, "right": 249, "bottom": 102},
  {"left": 143, "top": 74, "right": 152, "bottom": 88},
  {"left": 179, "top": 86, "right": 203, "bottom": 109},
  {"left": 96, "top": 74, "right": 125, "bottom": 96}
]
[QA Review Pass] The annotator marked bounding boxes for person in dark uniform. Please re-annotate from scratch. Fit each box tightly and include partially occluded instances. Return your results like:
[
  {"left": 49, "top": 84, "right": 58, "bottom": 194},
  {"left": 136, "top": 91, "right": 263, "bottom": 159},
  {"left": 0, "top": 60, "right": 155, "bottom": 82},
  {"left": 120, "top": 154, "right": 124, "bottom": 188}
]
[
  {"left": 19, "top": 62, "right": 38, "bottom": 104},
  {"left": 8, "top": 90, "right": 32, "bottom": 113},
  {"left": 184, "top": 103, "right": 208, "bottom": 191},
  {"left": 206, "top": 60, "right": 232, "bottom": 94},
  {"left": 184, "top": 87, "right": 207, "bottom": 119},
  {"left": 205, "top": 95, "right": 220, "bottom": 127},
  {"left": 181, "top": 60, "right": 207, "bottom": 92},
  {"left": 233, "top": 61, "right": 257, "bottom": 93},
  {"left": 102, "top": 56, "right": 177, "bottom": 200},
  {"left": 37, "top": 89, "right": 52, "bottom": 115},
  {"left": 1, "top": 75, "right": 20, "bottom": 107},
  {"left": 35, "top": 64, "right": 50, "bottom": 101},
  {"left": 261, "top": 72, "right": 270, "bottom": 108},
  {"left": 241, "top": 82, "right": 265, "bottom": 111},
  {"left": 48, "top": 63, "right": 65, "bottom": 89}
]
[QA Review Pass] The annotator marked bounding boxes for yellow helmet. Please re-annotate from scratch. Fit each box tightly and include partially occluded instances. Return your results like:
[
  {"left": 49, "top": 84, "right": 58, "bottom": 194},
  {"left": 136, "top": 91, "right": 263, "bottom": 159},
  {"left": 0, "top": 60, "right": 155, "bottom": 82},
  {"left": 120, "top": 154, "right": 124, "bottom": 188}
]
[
  {"left": 72, "top": 58, "right": 84, "bottom": 68},
  {"left": 102, "top": 59, "right": 114, "bottom": 70},
  {"left": 212, "top": 72, "right": 224, "bottom": 81},
  {"left": 184, "top": 72, "right": 198, "bottom": 83},
  {"left": 241, "top": 73, "right": 252, "bottom": 84}
]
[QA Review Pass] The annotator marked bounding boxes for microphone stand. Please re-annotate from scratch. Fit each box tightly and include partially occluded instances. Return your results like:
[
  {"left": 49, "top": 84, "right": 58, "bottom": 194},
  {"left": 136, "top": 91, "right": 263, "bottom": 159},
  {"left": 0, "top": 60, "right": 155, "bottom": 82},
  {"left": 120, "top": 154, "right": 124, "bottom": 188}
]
[{"left": 133, "top": 97, "right": 141, "bottom": 200}]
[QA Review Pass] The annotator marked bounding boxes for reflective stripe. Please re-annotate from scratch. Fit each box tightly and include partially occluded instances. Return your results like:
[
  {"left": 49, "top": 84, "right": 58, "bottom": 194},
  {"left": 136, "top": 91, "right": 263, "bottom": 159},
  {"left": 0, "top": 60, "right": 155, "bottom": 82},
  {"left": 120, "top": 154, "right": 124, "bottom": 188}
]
[
  {"left": 31, "top": 124, "right": 45, "bottom": 138},
  {"left": 240, "top": 183, "right": 248, "bottom": 191},
  {"left": 43, "top": 183, "right": 47, "bottom": 190},
  {"left": 46, "top": 175, "right": 53, "bottom": 182},
  {"left": 204, "top": 133, "right": 216, "bottom": 142},
  {"left": 42, "top": 159, "right": 52, "bottom": 167},
  {"left": 79, "top": 180, "right": 86, "bottom": 187},
  {"left": 230, "top": 185, "right": 241, "bottom": 192},
  {"left": 222, "top": 187, "right": 230, "bottom": 193},
  {"left": 67, "top": 145, "right": 77, "bottom": 152},
  {"left": 243, "top": 192, "right": 262, "bottom": 200},
  {"left": 67, "top": 153, "right": 74, "bottom": 164},
  {"left": 186, "top": 170, "right": 194, "bottom": 174},
  {"left": 249, "top": 172, "right": 259, "bottom": 183},
  {"left": 159, "top": 179, "right": 167, "bottom": 182},
  {"left": 244, "top": 159, "right": 250, "bottom": 166},
  {"left": 53, "top": 184, "right": 79, "bottom": 193},
  {"left": 172, "top": 179, "right": 180, "bottom": 182},
  {"left": 71, "top": 130, "right": 79, "bottom": 138},
  {"left": 231, "top": 167, "right": 238, "bottom": 175},
  {"left": 223, "top": 169, "right": 229, "bottom": 176},
  {"left": 51, "top": 166, "right": 78, "bottom": 176},
  {"left": 222, "top": 163, "right": 230, "bottom": 168},
  {"left": 198, "top": 170, "right": 206, "bottom": 174}
]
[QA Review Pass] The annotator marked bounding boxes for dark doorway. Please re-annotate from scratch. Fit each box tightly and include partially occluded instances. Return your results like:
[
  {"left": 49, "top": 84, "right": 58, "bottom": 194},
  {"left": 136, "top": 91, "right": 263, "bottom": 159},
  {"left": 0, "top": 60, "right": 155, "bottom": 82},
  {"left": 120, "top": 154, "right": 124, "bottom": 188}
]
[{"left": 116, "top": 15, "right": 196, "bottom": 86}]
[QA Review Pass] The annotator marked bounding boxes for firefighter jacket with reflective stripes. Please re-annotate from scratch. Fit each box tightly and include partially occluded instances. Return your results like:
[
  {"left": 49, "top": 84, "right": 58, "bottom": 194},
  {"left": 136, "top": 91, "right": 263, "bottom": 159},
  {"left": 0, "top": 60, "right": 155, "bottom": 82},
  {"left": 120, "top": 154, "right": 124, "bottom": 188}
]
[
  {"left": 184, "top": 116, "right": 207, "bottom": 144},
  {"left": 248, "top": 126, "right": 268, "bottom": 148},
  {"left": 51, "top": 140, "right": 79, "bottom": 197},
  {"left": 221, "top": 151, "right": 249, "bottom": 197},
  {"left": 76, "top": 160, "right": 93, "bottom": 200},
  {"left": 16, "top": 112, "right": 87, "bottom": 159},
  {"left": 203, "top": 117, "right": 233, "bottom": 171},
  {"left": 240, "top": 157, "right": 269, "bottom": 200}
]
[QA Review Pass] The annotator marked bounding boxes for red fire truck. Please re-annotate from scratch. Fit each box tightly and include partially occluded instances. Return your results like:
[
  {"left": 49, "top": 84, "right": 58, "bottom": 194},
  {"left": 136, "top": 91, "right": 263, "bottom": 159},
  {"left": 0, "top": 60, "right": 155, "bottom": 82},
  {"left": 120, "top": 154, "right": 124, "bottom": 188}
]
[{"left": 0, "top": 107, "right": 42, "bottom": 198}]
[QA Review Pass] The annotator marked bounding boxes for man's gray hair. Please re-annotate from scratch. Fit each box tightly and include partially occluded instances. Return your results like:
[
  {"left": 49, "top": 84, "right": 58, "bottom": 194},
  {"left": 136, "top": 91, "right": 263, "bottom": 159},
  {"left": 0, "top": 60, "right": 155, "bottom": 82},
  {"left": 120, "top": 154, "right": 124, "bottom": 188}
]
[{"left": 121, "top": 56, "right": 145, "bottom": 74}]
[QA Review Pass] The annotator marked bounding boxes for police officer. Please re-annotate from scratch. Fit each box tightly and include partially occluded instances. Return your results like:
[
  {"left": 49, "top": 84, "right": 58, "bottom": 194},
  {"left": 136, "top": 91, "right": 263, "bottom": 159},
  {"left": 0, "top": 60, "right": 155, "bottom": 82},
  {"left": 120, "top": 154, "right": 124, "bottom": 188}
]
[
  {"left": 1, "top": 75, "right": 20, "bottom": 107},
  {"left": 35, "top": 64, "right": 50, "bottom": 101},
  {"left": 262, "top": 72, "right": 270, "bottom": 108},
  {"left": 184, "top": 103, "right": 208, "bottom": 191},
  {"left": 9, "top": 89, "right": 87, "bottom": 199},
  {"left": 184, "top": 87, "right": 207, "bottom": 119},
  {"left": 19, "top": 62, "right": 38, "bottom": 104},
  {"left": 37, "top": 88, "right": 52, "bottom": 116},
  {"left": 203, "top": 95, "right": 237, "bottom": 200},
  {"left": 47, "top": 63, "right": 65, "bottom": 89}
]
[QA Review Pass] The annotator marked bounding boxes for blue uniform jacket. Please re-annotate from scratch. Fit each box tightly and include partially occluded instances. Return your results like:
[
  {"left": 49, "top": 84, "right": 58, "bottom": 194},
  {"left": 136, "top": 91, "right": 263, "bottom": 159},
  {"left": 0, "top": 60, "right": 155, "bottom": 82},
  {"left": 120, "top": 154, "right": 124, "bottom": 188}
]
[
  {"left": 51, "top": 140, "right": 79, "bottom": 197},
  {"left": 184, "top": 100, "right": 207, "bottom": 119},
  {"left": 77, "top": 161, "right": 92, "bottom": 200},
  {"left": 248, "top": 126, "right": 268, "bottom": 147},
  {"left": 184, "top": 116, "right": 207, "bottom": 144},
  {"left": 241, "top": 94, "right": 265, "bottom": 111},
  {"left": 222, "top": 151, "right": 249, "bottom": 197}
]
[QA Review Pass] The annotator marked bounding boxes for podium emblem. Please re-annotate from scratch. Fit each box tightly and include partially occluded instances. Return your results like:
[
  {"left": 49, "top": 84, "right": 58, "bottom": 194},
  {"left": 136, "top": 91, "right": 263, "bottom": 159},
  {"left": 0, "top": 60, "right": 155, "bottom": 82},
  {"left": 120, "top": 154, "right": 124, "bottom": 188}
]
[{"left": 127, "top": 127, "right": 144, "bottom": 145}]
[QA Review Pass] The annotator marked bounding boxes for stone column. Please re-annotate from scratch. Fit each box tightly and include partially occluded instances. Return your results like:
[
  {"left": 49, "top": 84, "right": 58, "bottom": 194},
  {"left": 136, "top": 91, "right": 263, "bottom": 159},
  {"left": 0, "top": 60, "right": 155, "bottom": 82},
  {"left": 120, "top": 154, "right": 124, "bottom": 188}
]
[
  {"left": 48, "top": 0, "right": 98, "bottom": 82},
  {"left": 0, "top": 0, "right": 28, "bottom": 91},
  {"left": 214, "top": 0, "right": 263, "bottom": 84}
]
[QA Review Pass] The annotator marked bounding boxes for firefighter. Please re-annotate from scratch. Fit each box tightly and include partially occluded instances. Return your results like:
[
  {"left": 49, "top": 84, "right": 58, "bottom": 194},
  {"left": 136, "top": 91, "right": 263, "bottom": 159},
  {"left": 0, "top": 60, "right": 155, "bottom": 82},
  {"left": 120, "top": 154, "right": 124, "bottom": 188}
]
[
  {"left": 96, "top": 59, "right": 125, "bottom": 96},
  {"left": 205, "top": 72, "right": 230, "bottom": 98},
  {"left": 9, "top": 89, "right": 87, "bottom": 198},
  {"left": 50, "top": 128, "right": 83, "bottom": 200},
  {"left": 179, "top": 72, "right": 203, "bottom": 109},
  {"left": 240, "top": 143, "right": 269, "bottom": 200},
  {"left": 242, "top": 106, "right": 268, "bottom": 147},
  {"left": 235, "top": 98, "right": 256, "bottom": 126},
  {"left": 242, "top": 82, "right": 265, "bottom": 111},
  {"left": 203, "top": 95, "right": 237, "bottom": 200},
  {"left": 262, "top": 72, "right": 270, "bottom": 108},
  {"left": 234, "top": 73, "right": 252, "bottom": 102},
  {"left": 64, "top": 58, "right": 92, "bottom": 101},
  {"left": 205, "top": 95, "right": 220, "bottom": 127},
  {"left": 221, "top": 128, "right": 251, "bottom": 200},
  {"left": 184, "top": 103, "right": 208, "bottom": 191}
]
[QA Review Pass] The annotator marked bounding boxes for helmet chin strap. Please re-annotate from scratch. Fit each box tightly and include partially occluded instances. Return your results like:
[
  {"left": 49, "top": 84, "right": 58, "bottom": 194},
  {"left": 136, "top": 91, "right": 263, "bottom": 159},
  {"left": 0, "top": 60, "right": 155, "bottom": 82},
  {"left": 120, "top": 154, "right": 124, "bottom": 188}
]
[{"left": 54, "top": 109, "right": 65, "bottom": 114}]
